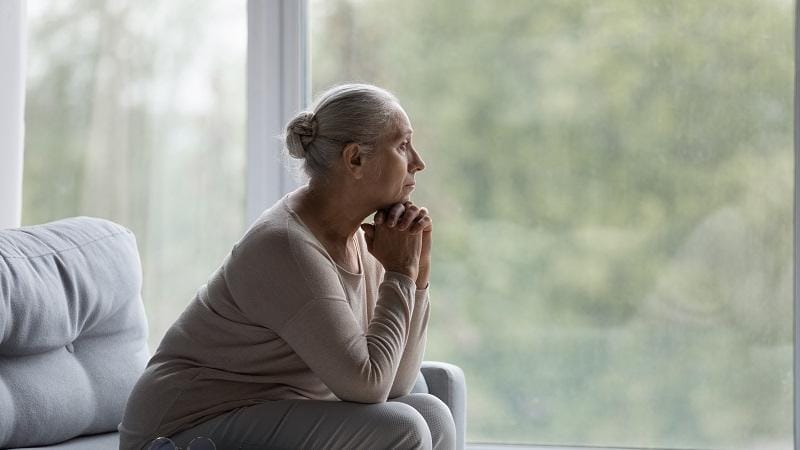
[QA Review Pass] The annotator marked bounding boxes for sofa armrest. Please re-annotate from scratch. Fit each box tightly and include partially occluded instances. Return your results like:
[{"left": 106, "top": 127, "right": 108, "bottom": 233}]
[{"left": 421, "top": 361, "right": 467, "bottom": 450}]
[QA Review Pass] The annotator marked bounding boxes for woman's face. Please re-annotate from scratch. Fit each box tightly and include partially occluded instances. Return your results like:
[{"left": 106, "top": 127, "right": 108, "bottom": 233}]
[{"left": 365, "top": 105, "right": 426, "bottom": 207}]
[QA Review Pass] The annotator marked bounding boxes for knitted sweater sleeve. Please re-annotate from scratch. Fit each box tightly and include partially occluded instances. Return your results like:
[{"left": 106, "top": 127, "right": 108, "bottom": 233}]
[
  {"left": 388, "top": 283, "right": 430, "bottom": 398},
  {"left": 223, "top": 222, "right": 417, "bottom": 403}
]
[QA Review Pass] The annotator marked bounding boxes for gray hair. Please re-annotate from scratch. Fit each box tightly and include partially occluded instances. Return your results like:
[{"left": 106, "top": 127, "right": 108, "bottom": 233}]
[{"left": 284, "top": 83, "right": 400, "bottom": 181}]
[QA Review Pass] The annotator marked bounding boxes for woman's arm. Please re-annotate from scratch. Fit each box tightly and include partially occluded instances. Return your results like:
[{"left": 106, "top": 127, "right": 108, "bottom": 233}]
[
  {"left": 379, "top": 213, "right": 434, "bottom": 398},
  {"left": 278, "top": 271, "right": 418, "bottom": 403},
  {"left": 388, "top": 287, "right": 430, "bottom": 398},
  {"left": 225, "top": 222, "right": 420, "bottom": 404}
]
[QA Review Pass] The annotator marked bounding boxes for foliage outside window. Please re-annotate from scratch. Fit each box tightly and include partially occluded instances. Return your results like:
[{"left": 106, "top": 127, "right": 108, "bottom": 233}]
[
  {"left": 311, "top": 1, "right": 794, "bottom": 448},
  {"left": 24, "top": 0, "right": 247, "bottom": 350}
]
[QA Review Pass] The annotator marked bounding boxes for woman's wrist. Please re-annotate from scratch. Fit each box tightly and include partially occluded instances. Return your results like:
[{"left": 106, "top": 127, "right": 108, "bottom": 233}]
[
  {"left": 386, "top": 265, "right": 418, "bottom": 281},
  {"left": 416, "top": 263, "right": 430, "bottom": 290}
]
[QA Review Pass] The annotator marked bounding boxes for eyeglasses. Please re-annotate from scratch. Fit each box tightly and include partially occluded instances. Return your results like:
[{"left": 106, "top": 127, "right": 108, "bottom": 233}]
[{"left": 147, "top": 436, "right": 217, "bottom": 450}]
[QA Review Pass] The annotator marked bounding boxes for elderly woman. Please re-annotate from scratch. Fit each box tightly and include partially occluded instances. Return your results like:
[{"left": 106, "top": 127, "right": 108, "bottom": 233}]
[{"left": 119, "top": 84, "right": 456, "bottom": 450}]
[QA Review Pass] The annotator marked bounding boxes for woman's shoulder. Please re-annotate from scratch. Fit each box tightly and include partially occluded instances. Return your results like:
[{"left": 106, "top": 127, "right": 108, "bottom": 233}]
[
  {"left": 237, "top": 196, "right": 305, "bottom": 243},
  {"left": 233, "top": 217, "right": 286, "bottom": 255},
  {"left": 222, "top": 200, "right": 338, "bottom": 305},
  {"left": 229, "top": 198, "right": 328, "bottom": 269}
]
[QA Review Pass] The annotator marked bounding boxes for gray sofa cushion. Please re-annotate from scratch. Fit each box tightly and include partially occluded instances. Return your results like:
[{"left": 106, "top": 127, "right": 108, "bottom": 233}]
[
  {"left": 0, "top": 217, "right": 149, "bottom": 448},
  {"left": 9, "top": 432, "right": 119, "bottom": 450}
]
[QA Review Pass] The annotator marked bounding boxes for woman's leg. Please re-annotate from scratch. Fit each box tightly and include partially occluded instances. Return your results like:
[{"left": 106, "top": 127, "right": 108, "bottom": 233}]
[
  {"left": 168, "top": 398, "right": 433, "bottom": 449},
  {"left": 391, "top": 393, "right": 456, "bottom": 450}
]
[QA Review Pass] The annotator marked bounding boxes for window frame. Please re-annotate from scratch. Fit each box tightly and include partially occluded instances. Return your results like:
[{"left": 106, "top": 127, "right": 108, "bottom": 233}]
[
  {"left": 793, "top": 1, "right": 799, "bottom": 449},
  {"left": 246, "top": 0, "right": 309, "bottom": 224},
  {"left": 247, "top": 1, "right": 800, "bottom": 448}
]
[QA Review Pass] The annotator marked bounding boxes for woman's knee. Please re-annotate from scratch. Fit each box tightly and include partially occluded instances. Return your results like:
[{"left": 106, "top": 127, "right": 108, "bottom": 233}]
[
  {"left": 392, "top": 394, "right": 456, "bottom": 450},
  {"left": 373, "top": 401, "right": 433, "bottom": 450}
]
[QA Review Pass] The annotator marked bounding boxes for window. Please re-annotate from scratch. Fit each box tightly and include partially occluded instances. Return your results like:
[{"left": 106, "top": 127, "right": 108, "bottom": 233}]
[
  {"left": 22, "top": 1, "right": 795, "bottom": 448},
  {"left": 24, "top": 0, "right": 247, "bottom": 350},
  {"left": 311, "top": 1, "right": 794, "bottom": 448}
]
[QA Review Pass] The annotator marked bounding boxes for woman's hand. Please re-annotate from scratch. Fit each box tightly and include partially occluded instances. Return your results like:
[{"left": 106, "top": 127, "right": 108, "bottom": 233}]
[
  {"left": 360, "top": 205, "right": 422, "bottom": 281},
  {"left": 366, "top": 201, "right": 432, "bottom": 289}
]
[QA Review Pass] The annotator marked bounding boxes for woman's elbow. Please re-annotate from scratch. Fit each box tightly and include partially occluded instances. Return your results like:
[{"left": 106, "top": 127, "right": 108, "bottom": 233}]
[
  {"left": 334, "top": 384, "right": 390, "bottom": 404},
  {"left": 329, "top": 361, "right": 397, "bottom": 403}
]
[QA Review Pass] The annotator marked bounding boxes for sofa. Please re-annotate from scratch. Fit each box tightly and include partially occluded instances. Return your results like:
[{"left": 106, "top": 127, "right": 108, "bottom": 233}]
[{"left": 0, "top": 217, "right": 466, "bottom": 450}]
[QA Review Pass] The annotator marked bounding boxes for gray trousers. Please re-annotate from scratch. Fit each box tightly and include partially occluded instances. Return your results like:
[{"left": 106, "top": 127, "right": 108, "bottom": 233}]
[{"left": 168, "top": 393, "right": 456, "bottom": 450}]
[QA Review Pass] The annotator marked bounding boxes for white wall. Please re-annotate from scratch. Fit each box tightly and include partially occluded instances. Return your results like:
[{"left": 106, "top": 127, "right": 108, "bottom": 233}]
[{"left": 0, "top": 0, "right": 26, "bottom": 229}]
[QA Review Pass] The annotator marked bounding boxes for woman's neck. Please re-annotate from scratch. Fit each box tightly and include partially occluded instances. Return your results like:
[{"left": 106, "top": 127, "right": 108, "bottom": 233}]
[{"left": 289, "top": 183, "right": 369, "bottom": 249}]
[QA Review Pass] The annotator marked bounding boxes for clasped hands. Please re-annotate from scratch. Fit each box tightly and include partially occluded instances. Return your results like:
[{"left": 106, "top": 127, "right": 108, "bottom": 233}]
[{"left": 360, "top": 201, "right": 432, "bottom": 290}]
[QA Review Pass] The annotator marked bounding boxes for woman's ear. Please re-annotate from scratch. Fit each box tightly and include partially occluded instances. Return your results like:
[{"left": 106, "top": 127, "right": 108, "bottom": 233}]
[{"left": 342, "top": 142, "right": 365, "bottom": 179}]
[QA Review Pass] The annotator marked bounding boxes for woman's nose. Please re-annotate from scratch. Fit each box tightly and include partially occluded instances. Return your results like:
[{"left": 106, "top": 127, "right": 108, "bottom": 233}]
[{"left": 410, "top": 148, "right": 425, "bottom": 173}]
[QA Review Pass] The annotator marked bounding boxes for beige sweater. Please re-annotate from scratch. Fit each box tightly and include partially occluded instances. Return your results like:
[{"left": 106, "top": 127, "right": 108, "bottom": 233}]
[{"left": 118, "top": 193, "right": 430, "bottom": 450}]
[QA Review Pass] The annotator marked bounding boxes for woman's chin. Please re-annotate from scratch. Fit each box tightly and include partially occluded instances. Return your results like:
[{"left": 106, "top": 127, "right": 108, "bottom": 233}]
[
  {"left": 400, "top": 185, "right": 415, "bottom": 200},
  {"left": 381, "top": 186, "right": 413, "bottom": 206}
]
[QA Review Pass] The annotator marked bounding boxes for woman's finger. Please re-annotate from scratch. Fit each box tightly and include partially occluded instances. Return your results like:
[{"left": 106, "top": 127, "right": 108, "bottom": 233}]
[
  {"left": 385, "top": 203, "right": 406, "bottom": 227},
  {"left": 397, "top": 204, "right": 421, "bottom": 231},
  {"left": 360, "top": 223, "right": 374, "bottom": 238},
  {"left": 374, "top": 209, "right": 385, "bottom": 225},
  {"left": 409, "top": 215, "right": 432, "bottom": 234}
]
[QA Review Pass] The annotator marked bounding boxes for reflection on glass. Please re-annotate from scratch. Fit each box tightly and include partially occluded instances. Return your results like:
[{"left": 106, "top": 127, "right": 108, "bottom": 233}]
[
  {"left": 24, "top": 1, "right": 246, "bottom": 350},
  {"left": 312, "top": 1, "right": 793, "bottom": 448}
]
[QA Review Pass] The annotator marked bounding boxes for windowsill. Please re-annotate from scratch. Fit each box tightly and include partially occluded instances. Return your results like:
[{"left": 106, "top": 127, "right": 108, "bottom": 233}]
[
  {"left": 467, "top": 444, "right": 721, "bottom": 450},
  {"left": 469, "top": 444, "right": 624, "bottom": 450}
]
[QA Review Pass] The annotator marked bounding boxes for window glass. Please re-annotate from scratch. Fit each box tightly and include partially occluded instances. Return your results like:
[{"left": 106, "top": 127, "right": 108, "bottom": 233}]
[
  {"left": 311, "top": 1, "right": 794, "bottom": 448},
  {"left": 24, "top": 0, "right": 246, "bottom": 350}
]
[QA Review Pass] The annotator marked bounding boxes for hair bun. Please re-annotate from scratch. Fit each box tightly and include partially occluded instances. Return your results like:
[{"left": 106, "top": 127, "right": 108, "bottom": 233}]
[{"left": 285, "top": 112, "right": 318, "bottom": 158}]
